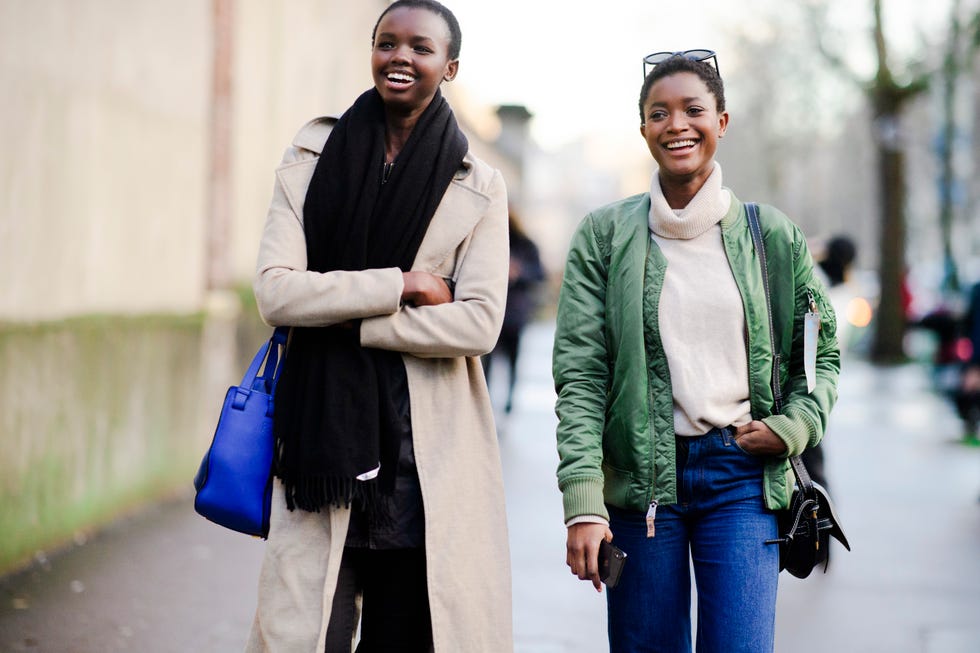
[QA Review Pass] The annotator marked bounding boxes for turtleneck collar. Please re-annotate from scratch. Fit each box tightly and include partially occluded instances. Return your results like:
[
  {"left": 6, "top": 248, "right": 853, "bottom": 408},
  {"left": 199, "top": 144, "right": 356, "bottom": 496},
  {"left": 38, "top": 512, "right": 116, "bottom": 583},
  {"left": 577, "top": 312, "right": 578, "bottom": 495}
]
[{"left": 648, "top": 162, "right": 731, "bottom": 240}]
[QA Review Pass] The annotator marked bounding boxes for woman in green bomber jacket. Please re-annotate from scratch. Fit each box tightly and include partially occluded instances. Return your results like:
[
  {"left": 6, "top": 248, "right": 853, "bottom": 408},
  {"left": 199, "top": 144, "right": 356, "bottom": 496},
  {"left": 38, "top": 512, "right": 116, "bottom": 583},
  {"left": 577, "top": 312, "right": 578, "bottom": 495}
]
[{"left": 553, "top": 51, "right": 840, "bottom": 653}]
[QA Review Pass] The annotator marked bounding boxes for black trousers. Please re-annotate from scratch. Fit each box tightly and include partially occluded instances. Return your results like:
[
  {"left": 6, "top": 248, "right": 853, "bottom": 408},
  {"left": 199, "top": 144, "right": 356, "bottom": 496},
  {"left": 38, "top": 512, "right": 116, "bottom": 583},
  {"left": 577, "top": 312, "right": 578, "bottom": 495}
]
[
  {"left": 323, "top": 547, "right": 432, "bottom": 653},
  {"left": 483, "top": 327, "right": 522, "bottom": 413}
]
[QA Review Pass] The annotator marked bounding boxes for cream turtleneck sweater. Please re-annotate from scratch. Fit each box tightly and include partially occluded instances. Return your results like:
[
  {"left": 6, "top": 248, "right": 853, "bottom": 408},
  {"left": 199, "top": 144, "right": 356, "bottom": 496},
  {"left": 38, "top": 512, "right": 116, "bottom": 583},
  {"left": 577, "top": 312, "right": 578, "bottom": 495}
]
[{"left": 649, "top": 162, "right": 752, "bottom": 436}]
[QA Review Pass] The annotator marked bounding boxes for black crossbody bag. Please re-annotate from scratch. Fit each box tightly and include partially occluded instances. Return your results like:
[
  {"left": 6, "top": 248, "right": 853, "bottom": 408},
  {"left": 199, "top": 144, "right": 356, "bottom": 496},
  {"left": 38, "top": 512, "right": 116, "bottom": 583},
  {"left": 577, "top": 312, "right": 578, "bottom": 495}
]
[{"left": 745, "top": 202, "right": 851, "bottom": 578}]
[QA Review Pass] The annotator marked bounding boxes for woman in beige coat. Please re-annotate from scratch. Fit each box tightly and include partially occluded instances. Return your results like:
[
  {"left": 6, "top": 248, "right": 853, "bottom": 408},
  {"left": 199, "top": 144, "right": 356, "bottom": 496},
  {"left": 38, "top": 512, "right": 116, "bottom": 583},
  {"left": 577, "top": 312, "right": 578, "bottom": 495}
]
[{"left": 245, "top": 1, "right": 512, "bottom": 651}]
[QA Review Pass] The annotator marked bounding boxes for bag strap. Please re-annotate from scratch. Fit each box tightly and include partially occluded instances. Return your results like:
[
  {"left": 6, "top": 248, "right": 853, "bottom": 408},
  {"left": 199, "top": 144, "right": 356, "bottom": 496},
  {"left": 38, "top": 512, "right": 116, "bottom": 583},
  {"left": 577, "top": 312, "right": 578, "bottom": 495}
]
[
  {"left": 235, "top": 327, "right": 290, "bottom": 415},
  {"left": 264, "top": 326, "right": 290, "bottom": 396},
  {"left": 745, "top": 203, "right": 814, "bottom": 494},
  {"left": 745, "top": 203, "right": 783, "bottom": 413}
]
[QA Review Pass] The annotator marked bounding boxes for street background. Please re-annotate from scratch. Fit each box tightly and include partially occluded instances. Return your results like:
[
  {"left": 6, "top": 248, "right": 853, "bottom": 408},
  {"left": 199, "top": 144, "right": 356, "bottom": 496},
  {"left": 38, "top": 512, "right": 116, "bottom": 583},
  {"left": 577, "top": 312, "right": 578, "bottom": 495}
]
[
  {"left": 2, "top": 321, "right": 979, "bottom": 653},
  {"left": 4, "top": 1, "right": 980, "bottom": 651}
]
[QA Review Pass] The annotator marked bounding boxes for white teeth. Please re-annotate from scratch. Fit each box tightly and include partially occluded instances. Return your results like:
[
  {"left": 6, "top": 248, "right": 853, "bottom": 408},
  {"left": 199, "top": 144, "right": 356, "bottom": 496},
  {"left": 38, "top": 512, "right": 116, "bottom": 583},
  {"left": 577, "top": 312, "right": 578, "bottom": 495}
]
[
  {"left": 387, "top": 72, "right": 414, "bottom": 83},
  {"left": 666, "top": 139, "right": 698, "bottom": 150}
]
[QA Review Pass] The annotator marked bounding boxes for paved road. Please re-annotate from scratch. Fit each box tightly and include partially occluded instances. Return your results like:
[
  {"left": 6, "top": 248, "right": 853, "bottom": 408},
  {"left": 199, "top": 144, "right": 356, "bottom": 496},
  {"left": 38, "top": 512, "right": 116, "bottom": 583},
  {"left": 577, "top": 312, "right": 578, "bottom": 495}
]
[{"left": 2, "top": 321, "right": 980, "bottom": 652}]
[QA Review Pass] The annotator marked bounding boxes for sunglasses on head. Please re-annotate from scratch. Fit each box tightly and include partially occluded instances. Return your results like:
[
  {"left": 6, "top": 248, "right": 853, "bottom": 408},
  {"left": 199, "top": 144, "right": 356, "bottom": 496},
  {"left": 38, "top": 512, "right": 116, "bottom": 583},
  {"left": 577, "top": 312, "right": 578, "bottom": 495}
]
[{"left": 642, "top": 49, "right": 720, "bottom": 79}]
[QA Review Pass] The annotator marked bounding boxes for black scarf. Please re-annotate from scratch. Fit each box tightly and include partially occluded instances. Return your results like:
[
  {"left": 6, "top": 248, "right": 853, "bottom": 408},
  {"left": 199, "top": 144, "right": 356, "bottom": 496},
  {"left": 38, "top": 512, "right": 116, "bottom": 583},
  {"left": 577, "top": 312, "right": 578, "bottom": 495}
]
[{"left": 273, "top": 88, "right": 468, "bottom": 512}]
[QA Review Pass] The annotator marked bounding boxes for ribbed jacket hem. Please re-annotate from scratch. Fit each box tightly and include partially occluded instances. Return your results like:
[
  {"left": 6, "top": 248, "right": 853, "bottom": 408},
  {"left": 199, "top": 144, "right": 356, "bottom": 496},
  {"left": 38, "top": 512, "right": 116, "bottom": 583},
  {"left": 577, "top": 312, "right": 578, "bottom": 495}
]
[{"left": 560, "top": 476, "right": 608, "bottom": 523}]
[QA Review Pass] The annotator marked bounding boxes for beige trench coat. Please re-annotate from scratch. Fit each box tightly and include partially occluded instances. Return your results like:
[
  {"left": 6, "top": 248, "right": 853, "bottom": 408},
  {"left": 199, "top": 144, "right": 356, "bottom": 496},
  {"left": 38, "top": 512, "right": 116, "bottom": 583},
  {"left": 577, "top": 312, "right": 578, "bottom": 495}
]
[{"left": 245, "top": 118, "right": 513, "bottom": 652}]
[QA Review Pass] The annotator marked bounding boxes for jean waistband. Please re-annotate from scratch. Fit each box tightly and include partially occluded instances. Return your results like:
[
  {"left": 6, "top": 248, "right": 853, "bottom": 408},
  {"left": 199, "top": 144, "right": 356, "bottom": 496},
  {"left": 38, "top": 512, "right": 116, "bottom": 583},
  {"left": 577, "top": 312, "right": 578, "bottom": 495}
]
[{"left": 675, "top": 426, "right": 735, "bottom": 462}]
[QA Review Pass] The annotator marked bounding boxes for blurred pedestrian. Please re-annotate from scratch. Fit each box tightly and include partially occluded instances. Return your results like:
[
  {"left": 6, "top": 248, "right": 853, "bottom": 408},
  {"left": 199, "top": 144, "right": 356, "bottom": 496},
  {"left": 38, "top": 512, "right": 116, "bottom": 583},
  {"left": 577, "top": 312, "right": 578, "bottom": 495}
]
[
  {"left": 912, "top": 303, "right": 969, "bottom": 398},
  {"left": 245, "top": 2, "right": 513, "bottom": 651},
  {"left": 484, "top": 209, "right": 545, "bottom": 414},
  {"left": 553, "top": 50, "right": 841, "bottom": 652},
  {"left": 954, "top": 281, "right": 980, "bottom": 440},
  {"left": 817, "top": 235, "right": 856, "bottom": 288}
]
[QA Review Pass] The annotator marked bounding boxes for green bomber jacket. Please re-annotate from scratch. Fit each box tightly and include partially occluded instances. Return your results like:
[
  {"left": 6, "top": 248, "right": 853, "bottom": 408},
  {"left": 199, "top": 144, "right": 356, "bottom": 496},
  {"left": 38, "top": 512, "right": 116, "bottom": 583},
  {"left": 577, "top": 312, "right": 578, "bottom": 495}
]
[{"left": 553, "top": 191, "right": 840, "bottom": 521}]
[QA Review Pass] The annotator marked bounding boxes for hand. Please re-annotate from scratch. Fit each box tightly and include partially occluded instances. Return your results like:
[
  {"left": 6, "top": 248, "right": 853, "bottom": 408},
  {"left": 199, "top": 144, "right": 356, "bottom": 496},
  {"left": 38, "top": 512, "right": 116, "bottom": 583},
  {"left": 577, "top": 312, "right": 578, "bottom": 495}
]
[
  {"left": 401, "top": 271, "right": 452, "bottom": 306},
  {"left": 566, "top": 522, "right": 613, "bottom": 593},
  {"left": 734, "top": 421, "right": 787, "bottom": 456}
]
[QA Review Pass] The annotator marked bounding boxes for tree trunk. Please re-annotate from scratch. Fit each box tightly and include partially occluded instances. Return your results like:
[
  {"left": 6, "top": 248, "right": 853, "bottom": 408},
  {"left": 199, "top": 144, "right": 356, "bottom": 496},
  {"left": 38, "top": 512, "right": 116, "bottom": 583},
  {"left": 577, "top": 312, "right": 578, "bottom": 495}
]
[
  {"left": 865, "top": 0, "right": 927, "bottom": 363},
  {"left": 871, "top": 117, "right": 909, "bottom": 363}
]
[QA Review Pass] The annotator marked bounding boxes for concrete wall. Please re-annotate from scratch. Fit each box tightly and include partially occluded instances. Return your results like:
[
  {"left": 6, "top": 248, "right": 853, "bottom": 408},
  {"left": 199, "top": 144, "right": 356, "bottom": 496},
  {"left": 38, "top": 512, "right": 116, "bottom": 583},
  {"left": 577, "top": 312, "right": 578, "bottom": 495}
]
[
  {"left": 0, "top": 308, "right": 239, "bottom": 573},
  {"left": 0, "top": 0, "right": 210, "bottom": 320},
  {"left": 0, "top": 0, "right": 388, "bottom": 574},
  {"left": 0, "top": 0, "right": 528, "bottom": 574},
  {"left": 0, "top": 0, "right": 387, "bottom": 321}
]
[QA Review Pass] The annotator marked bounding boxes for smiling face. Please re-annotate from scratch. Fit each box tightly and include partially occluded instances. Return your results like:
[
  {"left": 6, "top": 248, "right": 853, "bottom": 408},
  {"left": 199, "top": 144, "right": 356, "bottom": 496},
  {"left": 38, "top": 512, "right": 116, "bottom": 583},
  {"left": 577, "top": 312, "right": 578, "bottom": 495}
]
[
  {"left": 371, "top": 6, "right": 458, "bottom": 117},
  {"left": 639, "top": 71, "right": 729, "bottom": 188}
]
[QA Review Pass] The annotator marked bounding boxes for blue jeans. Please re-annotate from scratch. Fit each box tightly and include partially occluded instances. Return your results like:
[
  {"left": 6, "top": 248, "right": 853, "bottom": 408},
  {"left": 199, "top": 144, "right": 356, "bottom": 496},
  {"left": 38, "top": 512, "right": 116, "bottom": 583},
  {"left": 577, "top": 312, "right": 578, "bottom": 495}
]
[{"left": 606, "top": 427, "right": 779, "bottom": 653}]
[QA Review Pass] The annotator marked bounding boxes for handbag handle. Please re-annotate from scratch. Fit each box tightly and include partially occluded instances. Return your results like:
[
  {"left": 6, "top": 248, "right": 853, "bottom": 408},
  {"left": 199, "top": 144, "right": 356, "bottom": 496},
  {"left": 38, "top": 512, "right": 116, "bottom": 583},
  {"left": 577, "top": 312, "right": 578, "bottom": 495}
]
[
  {"left": 263, "top": 326, "right": 290, "bottom": 396},
  {"left": 745, "top": 203, "right": 815, "bottom": 496},
  {"left": 234, "top": 326, "right": 290, "bottom": 414}
]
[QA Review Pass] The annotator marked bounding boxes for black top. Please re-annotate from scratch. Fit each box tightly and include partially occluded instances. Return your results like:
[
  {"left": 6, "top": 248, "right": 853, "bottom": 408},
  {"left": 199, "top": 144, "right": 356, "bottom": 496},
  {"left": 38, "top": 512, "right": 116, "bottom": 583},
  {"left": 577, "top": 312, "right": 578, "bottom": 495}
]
[{"left": 344, "top": 362, "right": 425, "bottom": 549}]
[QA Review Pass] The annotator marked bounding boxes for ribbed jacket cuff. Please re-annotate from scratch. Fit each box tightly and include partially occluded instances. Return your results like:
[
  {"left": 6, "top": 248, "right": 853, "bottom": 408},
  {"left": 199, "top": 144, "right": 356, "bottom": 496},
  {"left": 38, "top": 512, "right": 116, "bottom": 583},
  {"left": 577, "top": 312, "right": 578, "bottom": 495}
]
[
  {"left": 561, "top": 477, "right": 608, "bottom": 523},
  {"left": 761, "top": 413, "right": 813, "bottom": 457}
]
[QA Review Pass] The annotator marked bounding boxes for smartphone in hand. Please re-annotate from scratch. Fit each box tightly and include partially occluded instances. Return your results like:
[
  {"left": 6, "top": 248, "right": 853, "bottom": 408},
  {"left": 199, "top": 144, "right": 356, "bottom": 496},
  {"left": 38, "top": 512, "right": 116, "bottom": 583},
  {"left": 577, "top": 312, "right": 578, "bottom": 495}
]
[{"left": 598, "top": 540, "right": 627, "bottom": 588}]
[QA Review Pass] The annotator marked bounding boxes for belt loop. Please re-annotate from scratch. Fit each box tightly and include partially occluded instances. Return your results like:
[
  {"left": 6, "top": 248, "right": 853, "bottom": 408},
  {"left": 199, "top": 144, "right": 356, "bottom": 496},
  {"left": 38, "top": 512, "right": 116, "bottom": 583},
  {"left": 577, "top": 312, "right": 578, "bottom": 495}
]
[{"left": 718, "top": 425, "right": 734, "bottom": 446}]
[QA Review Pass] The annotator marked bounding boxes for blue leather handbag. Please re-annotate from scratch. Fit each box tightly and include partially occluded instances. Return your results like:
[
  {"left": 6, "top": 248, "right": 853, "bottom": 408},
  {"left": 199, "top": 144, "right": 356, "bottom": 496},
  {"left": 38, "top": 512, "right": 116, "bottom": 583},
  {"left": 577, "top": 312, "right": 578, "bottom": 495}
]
[{"left": 193, "top": 327, "right": 288, "bottom": 538}]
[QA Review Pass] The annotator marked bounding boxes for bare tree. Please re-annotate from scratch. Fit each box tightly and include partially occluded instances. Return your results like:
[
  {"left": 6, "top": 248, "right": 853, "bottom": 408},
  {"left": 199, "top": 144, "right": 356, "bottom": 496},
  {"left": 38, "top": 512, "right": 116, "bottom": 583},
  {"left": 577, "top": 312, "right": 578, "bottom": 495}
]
[
  {"left": 811, "top": 0, "right": 930, "bottom": 363},
  {"left": 866, "top": 0, "right": 930, "bottom": 362}
]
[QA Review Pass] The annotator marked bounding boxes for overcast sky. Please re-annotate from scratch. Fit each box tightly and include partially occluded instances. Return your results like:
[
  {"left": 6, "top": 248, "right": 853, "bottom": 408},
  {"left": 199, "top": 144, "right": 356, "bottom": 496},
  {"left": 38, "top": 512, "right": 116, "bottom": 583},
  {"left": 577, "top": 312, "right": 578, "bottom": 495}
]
[{"left": 447, "top": 0, "right": 953, "bottom": 149}]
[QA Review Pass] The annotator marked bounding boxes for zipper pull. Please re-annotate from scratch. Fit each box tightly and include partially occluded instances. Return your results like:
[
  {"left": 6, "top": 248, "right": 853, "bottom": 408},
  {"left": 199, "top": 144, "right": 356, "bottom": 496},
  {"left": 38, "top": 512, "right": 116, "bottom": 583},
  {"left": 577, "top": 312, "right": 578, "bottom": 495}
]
[
  {"left": 804, "top": 291, "right": 821, "bottom": 393},
  {"left": 807, "top": 290, "right": 821, "bottom": 331},
  {"left": 645, "top": 500, "right": 658, "bottom": 538}
]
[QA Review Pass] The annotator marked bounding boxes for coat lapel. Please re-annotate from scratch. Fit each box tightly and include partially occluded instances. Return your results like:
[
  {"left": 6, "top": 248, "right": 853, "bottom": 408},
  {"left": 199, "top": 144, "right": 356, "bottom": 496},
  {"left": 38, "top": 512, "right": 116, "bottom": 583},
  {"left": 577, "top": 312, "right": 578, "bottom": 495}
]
[
  {"left": 276, "top": 159, "right": 318, "bottom": 222},
  {"left": 413, "top": 175, "right": 490, "bottom": 271}
]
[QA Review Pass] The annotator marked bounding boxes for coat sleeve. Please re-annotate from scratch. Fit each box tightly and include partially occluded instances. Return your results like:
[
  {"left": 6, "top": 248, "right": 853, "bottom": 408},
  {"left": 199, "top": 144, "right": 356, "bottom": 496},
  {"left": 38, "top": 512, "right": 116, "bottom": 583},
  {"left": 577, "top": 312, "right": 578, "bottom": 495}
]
[
  {"left": 252, "top": 147, "right": 404, "bottom": 328},
  {"left": 358, "top": 169, "right": 509, "bottom": 358},
  {"left": 762, "top": 227, "right": 841, "bottom": 456},
  {"left": 553, "top": 214, "right": 611, "bottom": 523}
]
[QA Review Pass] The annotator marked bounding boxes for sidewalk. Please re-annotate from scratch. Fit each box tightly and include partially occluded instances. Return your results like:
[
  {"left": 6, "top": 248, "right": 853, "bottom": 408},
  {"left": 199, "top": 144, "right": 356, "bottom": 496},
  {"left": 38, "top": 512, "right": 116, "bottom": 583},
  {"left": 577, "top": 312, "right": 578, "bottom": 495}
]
[{"left": 2, "top": 321, "right": 980, "bottom": 652}]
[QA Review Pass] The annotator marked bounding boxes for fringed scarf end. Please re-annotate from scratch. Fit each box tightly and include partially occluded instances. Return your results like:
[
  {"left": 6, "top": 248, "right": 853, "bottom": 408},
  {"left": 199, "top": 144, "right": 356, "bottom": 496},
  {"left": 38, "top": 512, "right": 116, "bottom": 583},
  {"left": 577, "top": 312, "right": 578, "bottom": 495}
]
[{"left": 280, "top": 474, "right": 390, "bottom": 524}]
